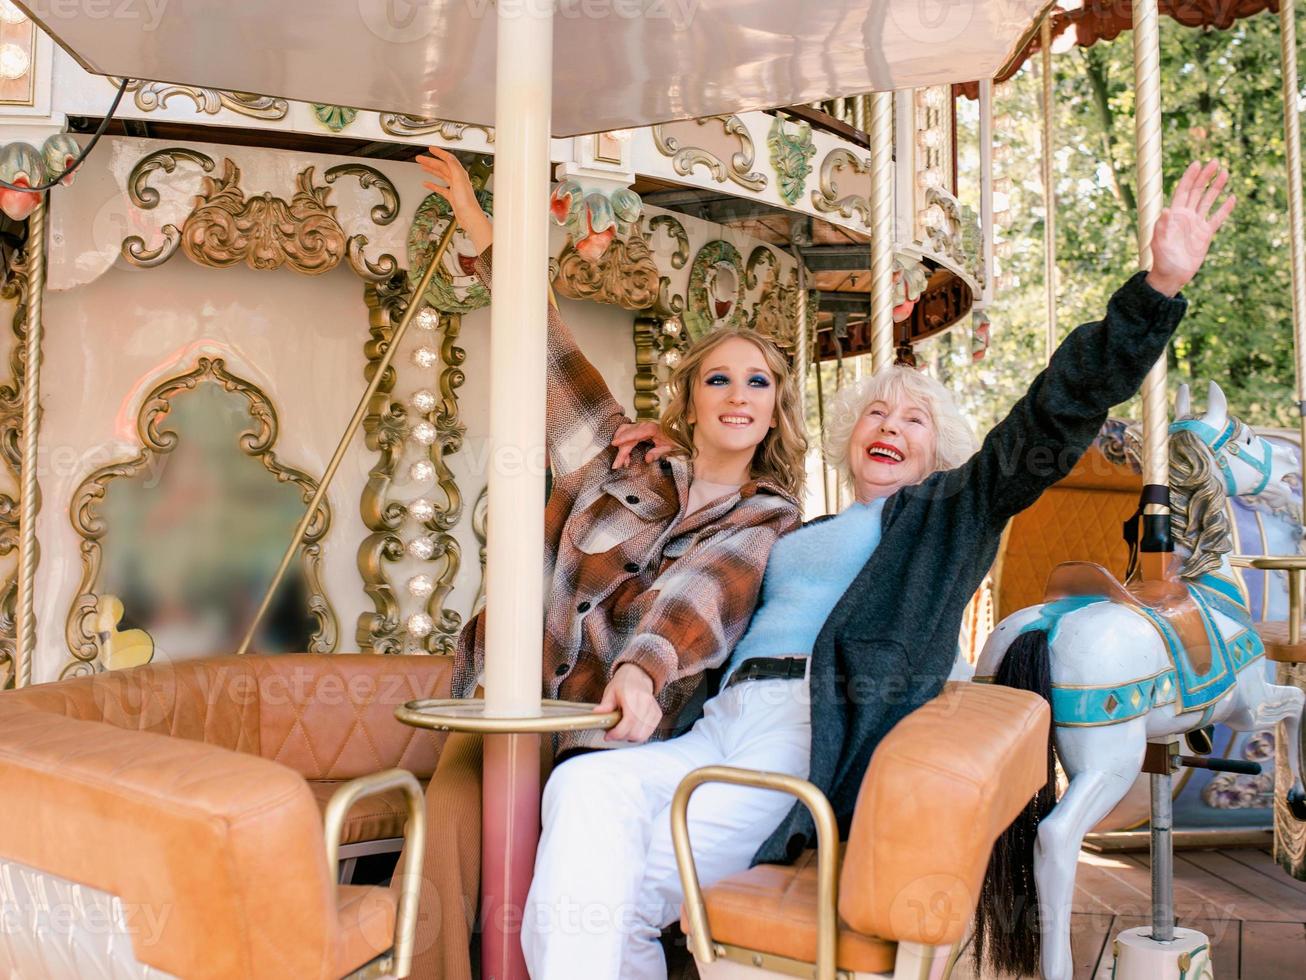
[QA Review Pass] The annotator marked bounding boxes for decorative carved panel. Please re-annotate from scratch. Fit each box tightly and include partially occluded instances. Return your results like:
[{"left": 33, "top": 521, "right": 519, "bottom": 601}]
[{"left": 63, "top": 358, "right": 337, "bottom": 677}]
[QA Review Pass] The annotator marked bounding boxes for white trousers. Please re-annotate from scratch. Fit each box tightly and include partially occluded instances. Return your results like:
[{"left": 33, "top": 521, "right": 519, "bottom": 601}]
[{"left": 523, "top": 677, "right": 811, "bottom": 980}]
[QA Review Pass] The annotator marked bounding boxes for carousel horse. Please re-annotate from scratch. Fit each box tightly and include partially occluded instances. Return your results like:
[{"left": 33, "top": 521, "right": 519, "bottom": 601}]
[{"left": 973, "top": 381, "right": 1306, "bottom": 980}]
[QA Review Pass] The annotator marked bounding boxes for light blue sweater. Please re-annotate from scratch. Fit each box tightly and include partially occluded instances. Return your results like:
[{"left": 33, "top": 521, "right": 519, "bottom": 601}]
[{"left": 725, "top": 498, "right": 887, "bottom": 679}]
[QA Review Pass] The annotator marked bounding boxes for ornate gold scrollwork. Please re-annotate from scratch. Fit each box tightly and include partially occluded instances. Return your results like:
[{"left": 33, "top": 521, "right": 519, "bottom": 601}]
[
  {"left": 63, "top": 358, "right": 337, "bottom": 676},
  {"left": 553, "top": 234, "right": 661, "bottom": 311},
  {"left": 471, "top": 486, "right": 488, "bottom": 618},
  {"left": 122, "top": 148, "right": 216, "bottom": 267},
  {"left": 811, "top": 147, "right": 872, "bottom": 224},
  {"left": 632, "top": 315, "right": 663, "bottom": 421},
  {"left": 646, "top": 214, "right": 690, "bottom": 317},
  {"left": 110, "top": 78, "right": 289, "bottom": 119},
  {"left": 651, "top": 115, "right": 767, "bottom": 192},
  {"left": 123, "top": 151, "right": 400, "bottom": 281},
  {"left": 356, "top": 278, "right": 465, "bottom": 656},
  {"left": 379, "top": 113, "right": 495, "bottom": 143},
  {"left": 0, "top": 248, "right": 30, "bottom": 688},
  {"left": 747, "top": 247, "right": 799, "bottom": 352}
]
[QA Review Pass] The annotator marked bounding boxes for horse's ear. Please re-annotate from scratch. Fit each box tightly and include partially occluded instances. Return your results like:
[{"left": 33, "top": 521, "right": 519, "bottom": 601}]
[
  {"left": 1204, "top": 381, "right": 1229, "bottom": 428},
  {"left": 1175, "top": 383, "right": 1192, "bottom": 419}
]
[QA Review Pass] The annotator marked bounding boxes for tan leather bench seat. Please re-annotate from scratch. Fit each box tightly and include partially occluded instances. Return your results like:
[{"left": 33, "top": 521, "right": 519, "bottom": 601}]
[
  {"left": 697, "top": 850, "right": 897, "bottom": 974},
  {"left": 308, "top": 778, "right": 430, "bottom": 845},
  {"left": 335, "top": 885, "right": 397, "bottom": 975},
  {"left": 685, "top": 684, "right": 1050, "bottom": 972}
]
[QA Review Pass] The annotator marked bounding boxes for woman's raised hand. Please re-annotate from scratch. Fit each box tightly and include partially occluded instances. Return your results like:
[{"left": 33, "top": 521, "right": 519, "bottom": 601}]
[
  {"left": 610, "top": 421, "right": 675, "bottom": 470},
  {"left": 1146, "top": 160, "right": 1236, "bottom": 298},
  {"left": 414, "top": 146, "right": 493, "bottom": 254}
]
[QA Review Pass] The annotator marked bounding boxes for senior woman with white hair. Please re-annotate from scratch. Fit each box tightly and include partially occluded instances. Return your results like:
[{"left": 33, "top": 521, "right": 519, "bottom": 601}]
[{"left": 522, "top": 160, "right": 1235, "bottom": 980}]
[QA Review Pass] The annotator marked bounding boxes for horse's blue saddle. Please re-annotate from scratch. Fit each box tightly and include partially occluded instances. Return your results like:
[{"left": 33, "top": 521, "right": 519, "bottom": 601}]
[{"left": 1019, "top": 566, "right": 1263, "bottom": 728}]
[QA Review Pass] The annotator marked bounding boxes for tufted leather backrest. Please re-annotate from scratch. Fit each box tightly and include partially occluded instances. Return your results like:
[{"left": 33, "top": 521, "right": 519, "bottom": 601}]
[
  {"left": 996, "top": 446, "right": 1140, "bottom": 620},
  {"left": 3, "top": 653, "right": 452, "bottom": 779},
  {"left": 837, "top": 683, "right": 1049, "bottom": 946}
]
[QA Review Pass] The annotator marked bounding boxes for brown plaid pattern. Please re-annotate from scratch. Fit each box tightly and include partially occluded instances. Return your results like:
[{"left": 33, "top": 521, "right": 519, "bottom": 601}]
[{"left": 451, "top": 249, "right": 801, "bottom": 751}]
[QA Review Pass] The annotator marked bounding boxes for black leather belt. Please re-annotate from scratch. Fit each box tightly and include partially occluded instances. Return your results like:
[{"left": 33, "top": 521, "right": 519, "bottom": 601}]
[{"left": 725, "top": 656, "right": 809, "bottom": 689}]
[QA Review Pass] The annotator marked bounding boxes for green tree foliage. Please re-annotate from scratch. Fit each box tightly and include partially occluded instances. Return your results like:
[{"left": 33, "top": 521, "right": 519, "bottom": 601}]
[{"left": 935, "top": 10, "right": 1303, "bottom": 435}]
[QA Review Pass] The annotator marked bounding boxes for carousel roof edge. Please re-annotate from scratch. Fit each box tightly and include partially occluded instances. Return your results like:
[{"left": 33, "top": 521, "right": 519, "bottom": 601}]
[{"left": 13, "top": 0, "right": 1050, "bottom": 136}]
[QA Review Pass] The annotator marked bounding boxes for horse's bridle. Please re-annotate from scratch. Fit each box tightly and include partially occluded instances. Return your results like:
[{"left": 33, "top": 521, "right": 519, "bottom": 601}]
[{"left": 1170, "top": 417, "right": 1272, "bottom": 496}]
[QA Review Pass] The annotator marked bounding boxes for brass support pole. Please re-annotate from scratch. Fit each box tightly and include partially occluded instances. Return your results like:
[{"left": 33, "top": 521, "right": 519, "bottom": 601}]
[
  {"left": 235, "top": 220, "right": 458, "bottom": 656},
  {"left": 869, "top": 91, "right": 895, "bottom": 372},
  {"left": 15, "top": 195, "right": 46, "bottom": 687},
  {"left": 1280, "top": 0, "right": 1306, "bottom": 497},
  {"left": 1133, "top": 0, "right": 1171, "bottom": 568},
  {"left": 1042, "top": 17, "right": 1058, "bottom": 361}
]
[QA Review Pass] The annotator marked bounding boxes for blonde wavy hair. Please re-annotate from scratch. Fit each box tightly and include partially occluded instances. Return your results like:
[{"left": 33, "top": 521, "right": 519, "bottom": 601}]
[
  {"left": 658, "top": 328, "right": 807, "bottom": 498},
  {"left": 823, "top": 364, "right": 978, "bottom": 491}
]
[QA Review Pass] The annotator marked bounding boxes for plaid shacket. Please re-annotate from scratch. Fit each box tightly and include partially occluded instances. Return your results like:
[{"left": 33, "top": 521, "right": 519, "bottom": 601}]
[{"left": 451, "top": 247, "right": 802, "bottom": 752}]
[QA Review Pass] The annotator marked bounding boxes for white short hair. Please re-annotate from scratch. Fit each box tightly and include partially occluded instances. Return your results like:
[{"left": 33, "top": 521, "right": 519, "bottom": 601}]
[{"left": 822, "top": 365, "right": 979, "bottom": 490}]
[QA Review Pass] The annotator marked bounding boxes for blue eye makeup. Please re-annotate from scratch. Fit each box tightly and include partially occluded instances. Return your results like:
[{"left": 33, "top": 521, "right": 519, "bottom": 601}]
[
  {"left": 748, "top": 374, "right": 772, "bottom": 387},
  {"left": 705, "top": 373, "right": 729, "bottom": 385}
]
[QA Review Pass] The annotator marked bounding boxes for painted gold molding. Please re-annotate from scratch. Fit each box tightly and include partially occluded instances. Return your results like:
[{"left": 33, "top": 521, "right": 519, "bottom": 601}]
[
  {"left": 356, "top": 278, "right": 465, "bottom": 655},
  {"left": 747, "top": 247, "right": 799, "bottom": 352},
  {"left": 0, "top": 246, "right": 30, "bottom": 689},
  {"left": 111, "top": 78, "right": 289, "bottom": 119},
  {"left": 646, "top": 214, "right": 689, "bottom": 317},
  {"left": 651, "top": 115, "right": 767, "bottom": 192},
  {"left": 553, "top": 234, "right": 661, "bottom": 311},
  {"left": 471, "top": 486, "right": 488, "bottom": 618},
  {"left": 632, "top": 315, "right": 663, "bottom": 421},
  {"left": 62, "top": 358, "right": 337, "bottom": 676},
  {"left": 123, "top": 150, "right": 400, "bottom": 281},
  {"left": 379, "top": 113, "right": 495, "bottom": 143},
  {"left": 811, "top": 147, "right": 872, "bottom": 224}
]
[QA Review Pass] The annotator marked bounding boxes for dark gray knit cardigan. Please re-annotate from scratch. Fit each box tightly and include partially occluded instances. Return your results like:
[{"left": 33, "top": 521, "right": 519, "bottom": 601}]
[{"left": 754, "top": 271, "right": 1188, "bottom": 864}]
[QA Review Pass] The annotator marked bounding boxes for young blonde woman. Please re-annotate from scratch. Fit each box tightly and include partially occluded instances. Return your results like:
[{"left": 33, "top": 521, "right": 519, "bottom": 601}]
[
  {"left": 403, "top": 147, "right": 807, "bottom": 980},
  {"left": 524, "top": 160, "right": 1234, "bottom": 980}
]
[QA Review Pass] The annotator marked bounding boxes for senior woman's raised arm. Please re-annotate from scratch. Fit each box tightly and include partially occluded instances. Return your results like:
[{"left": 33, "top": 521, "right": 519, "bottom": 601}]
[{"left": 948, "top": 160, "right": 1233, "bottom": 525}]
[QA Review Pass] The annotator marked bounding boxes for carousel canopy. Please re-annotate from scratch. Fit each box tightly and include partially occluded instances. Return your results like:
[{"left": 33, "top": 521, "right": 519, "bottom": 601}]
[{"left": 20, "top": 0, "right": 1046, "bottom": 137}]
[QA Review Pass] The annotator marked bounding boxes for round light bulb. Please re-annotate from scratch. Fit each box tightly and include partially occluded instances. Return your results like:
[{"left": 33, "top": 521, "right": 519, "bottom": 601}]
[
  {"left": 408, "top": 574, "right": 436, "bottom": 599},
  {"left": 410, "top": 459, "right": 436, "bottom": 483},
  {"left": 406, "top": 537, "right": 436, "bottom": 560},
  {"left": 917, "top": 168, "right": 943, "bottom": 191},
  {"left": 918, "top": 128, "right": 942, "bottom": 150},
  {"left": 924, "top": 87, "right": 947, "bottom": 109},
  {"left": 0, "top": 43, "right": 29, "bottom": 81},
  {"left": 409, "top": 498, "right": 436, "bottom": 523},
  {"left": 406, "top": 613, "right": 434, "bottom": 637},
  {"left": 663, "top": 350, "right": 681, "bottom": 369},
  {"left": 415, "top": 308, "right": 441, "bottom": 331},
  {"left": 0, "top": 2, "right": 27, "bottom": 25},
  {"left": 410, "top": 388, "right": 437, "bottom": 414},
  {"left": 662, "top": 318, "right": 681, "bottom": 338},
  {"left": 412, "top": 346, "right": 439, "bottom": 369},
  {"left": 410, "top": 420, "right": 438, "bottom": 446}
]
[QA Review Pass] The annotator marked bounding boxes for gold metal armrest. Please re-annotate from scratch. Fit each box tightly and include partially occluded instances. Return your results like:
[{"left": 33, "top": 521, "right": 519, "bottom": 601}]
[
  {"left": 671, "top": 765, "right": 841, "bottom": 980},
  {"left": 1230, "top": 555, "right": 1306, "bottom": 642},
  {"left": 324, "top": 769, "right": 425, "bottom": 979}
]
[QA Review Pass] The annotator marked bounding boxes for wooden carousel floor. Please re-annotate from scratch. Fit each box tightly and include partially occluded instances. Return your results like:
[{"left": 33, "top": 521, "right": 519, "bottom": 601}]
[{"left": 945, "top": 843, "right": 1306, "bottom": 979}]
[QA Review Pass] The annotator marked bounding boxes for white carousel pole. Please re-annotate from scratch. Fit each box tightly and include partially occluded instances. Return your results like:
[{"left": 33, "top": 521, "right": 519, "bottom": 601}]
[
  {"left": 1111, "top": 3, "right": 1211, "bottom": 977},
  {"left": 869, "top": 91, "right": 895, "bottom": 372},
  {"left": 1280, "top": 0, "right": 1306, "bottom": 512},
  {"left": 15, "top": 194, "right": 46, "bottom": 688},
  {"left": 979, "top": 78, "right": 996, "bottom": 308},
  {"left": 1133, "top": 0, "right": 1171, "bottom": 574},
  {"left": 1041, "top": 17, "right": 1058, "bottom": 360},
  {"left": 481, "top": 2, "right": 553, "bottom": 977},
  {"left": 1275, "top": 0, "right": 1306, "bottom": 885}
]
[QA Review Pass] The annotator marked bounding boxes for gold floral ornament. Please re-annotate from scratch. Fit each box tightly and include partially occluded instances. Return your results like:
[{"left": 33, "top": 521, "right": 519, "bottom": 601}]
[
  {"left": 122, "top": 149, "right": 400, "bottom": 281},
  {"left": 684, "top": 239, "right": 748, "bottom": 340},
  {"left": 551, "top": 181, "right": 660, "bottom": 311},
  {"left": 745, "top": 246, "right": 798, "bottom": 352}
]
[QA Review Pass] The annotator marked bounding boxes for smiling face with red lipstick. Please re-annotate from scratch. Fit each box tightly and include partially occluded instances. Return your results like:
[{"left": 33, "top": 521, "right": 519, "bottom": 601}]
[
  {"left": 848, "top": 395, "right": 936, "bottom": 501},
  {"left": 826, "top": 364, "right": 979, "bottom": 504}
]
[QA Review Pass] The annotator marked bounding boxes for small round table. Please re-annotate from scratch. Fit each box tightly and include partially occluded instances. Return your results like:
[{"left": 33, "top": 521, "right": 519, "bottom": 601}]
[{"left": 396, "top": 698, "right": 620, "bottom": 980}]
